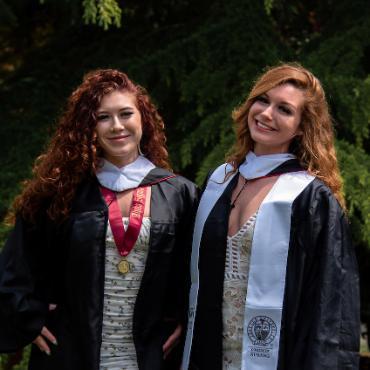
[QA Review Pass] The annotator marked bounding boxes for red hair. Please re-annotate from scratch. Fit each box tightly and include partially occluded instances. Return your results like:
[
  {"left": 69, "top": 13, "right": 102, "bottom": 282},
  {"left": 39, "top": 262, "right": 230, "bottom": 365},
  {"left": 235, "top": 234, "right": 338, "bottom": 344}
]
[
  {"left": 10, "top": 69, "right": 170, "bottom": 223},
  {"left": 227, "top": 63, "right": 345, "bottom": 209}
]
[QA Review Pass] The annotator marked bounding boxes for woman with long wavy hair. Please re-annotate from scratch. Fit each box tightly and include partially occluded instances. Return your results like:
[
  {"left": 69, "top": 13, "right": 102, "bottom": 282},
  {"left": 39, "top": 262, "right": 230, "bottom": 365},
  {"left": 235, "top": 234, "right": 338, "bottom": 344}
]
[
  {"left": 182, "top": 63, "right": 360, "bottom": 369},
  {"left": 0, "top": 69, "right": 198, "bottom": 370}
]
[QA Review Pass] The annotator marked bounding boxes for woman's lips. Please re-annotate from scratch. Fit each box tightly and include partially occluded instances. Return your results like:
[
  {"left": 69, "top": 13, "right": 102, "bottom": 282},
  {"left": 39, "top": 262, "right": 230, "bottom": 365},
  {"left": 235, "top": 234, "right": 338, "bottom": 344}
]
[
  {"left": 255, "top": 120, "right": 275, "bottom": 131},
  {"left": 108, "top": 134, "right": 130, "bottom": 141}
]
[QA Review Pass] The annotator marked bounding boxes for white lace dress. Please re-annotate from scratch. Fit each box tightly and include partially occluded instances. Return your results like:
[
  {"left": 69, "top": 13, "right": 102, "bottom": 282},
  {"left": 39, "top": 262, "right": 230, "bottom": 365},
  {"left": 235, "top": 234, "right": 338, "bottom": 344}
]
[
  {"left": 99, "top": 217, "right": 151, "bottom": 370},
  {"left": 222, "top": 213, "right": 257, "bottom": 370}
]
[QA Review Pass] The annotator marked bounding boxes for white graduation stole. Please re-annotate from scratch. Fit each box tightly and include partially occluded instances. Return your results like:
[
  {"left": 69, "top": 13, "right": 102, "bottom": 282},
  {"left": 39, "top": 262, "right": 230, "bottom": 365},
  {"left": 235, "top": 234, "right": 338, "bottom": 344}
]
[
  {"left": 182, "top": 166, "right": 314, "bottom": 370},
  {"left": 241, "top": 171, "right": 314, "bottom": 369}
]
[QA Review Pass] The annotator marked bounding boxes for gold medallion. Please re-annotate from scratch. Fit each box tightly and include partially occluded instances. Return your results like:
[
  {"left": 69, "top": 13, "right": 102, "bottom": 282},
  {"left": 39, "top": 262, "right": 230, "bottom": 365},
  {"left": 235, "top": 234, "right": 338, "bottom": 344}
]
[{"left": 117, "top": 259, "right": 131, "bottom": 274}]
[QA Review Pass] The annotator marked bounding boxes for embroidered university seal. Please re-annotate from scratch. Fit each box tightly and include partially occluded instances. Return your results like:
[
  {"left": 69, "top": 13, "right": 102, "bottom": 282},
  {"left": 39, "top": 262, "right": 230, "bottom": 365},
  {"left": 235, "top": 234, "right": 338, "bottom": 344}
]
[{"left": 247, "top": 316, "right": 277, "bottom": 346}]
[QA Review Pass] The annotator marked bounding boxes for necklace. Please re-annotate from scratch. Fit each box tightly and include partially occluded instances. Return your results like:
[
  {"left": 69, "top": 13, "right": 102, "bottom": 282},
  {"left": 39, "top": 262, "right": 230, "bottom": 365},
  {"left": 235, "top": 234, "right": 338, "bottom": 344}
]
[
  {"left": 100, "top": 174, "right": 177, "bottom": 275},
  {"left": 101, "top": 186, "right": 149, "bottom": 275},
  {"left": 230, "top": 178, "right": 248, "bottom": 209}
]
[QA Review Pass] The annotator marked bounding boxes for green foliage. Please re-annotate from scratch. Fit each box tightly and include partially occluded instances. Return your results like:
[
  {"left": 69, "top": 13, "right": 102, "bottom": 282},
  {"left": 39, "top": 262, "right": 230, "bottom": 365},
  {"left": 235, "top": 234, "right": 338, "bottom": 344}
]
[
  {"left": 327, "top": 75, "right": 370, "bottom": 146},
  {"left": 264, "top": 0, "right": 275, "bottom": 15},
  {"left": 338, "top": 141, "right": 370, "bottom": 245},
  {"left": 0, "top": 1, "right": 18, "bottom": 27},
  {"left": 146, "top": 0, "right": 287, "bottom": 175},
  {"left": 0, "top": 223, "right": 11, "bottom": 249},
  {"left": 296, "top": 4, "right": 370, "bottom": 245},
  {"left": 82, "top": 0, "right": 122, "bottom": 30},
  {"left": 0, "top": 347, "right": 30, "bottom": 370},
  {"left": 195, "top": 132, "right": 236, "bottom": 185}
]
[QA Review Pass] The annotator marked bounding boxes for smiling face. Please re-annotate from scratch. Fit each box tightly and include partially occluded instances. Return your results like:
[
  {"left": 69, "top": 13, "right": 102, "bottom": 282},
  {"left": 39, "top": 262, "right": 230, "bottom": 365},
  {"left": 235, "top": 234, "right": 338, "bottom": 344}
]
[
  {"left": 95, "top": 90, "right": 142, "bottom": 167},
  {"left": 247, "top": 83, "right": 304, "bottom": 155}
]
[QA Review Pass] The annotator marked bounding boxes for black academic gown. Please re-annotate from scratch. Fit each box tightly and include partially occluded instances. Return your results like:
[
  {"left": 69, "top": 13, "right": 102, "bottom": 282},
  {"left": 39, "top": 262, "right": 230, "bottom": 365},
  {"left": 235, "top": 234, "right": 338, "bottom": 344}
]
[
  {"left": 190, "top": 160, "right": 360, "bottom": 370},
  {"left": 0, "top": 168, "right": 199, "bottom": 370}
]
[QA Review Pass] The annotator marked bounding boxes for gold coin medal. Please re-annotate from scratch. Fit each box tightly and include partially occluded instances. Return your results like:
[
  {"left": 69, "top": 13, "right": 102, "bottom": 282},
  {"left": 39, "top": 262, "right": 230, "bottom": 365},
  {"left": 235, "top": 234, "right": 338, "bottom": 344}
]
[
  {"left": 100, "top": 186, "right": 149, "bottom": 276},
  {"left": 117, "top": 258, "right": 132, "bottom": 274}
]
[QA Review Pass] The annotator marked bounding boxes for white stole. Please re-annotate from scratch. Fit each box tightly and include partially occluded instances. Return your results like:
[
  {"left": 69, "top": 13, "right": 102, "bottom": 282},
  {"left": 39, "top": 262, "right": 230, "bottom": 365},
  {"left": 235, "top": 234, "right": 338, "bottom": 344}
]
[
  {"left": 241, "top": 172, "right": 314, "bottom": 369},
  {"left": 182, "top": 157, "right": 314, "bottom": 370}
]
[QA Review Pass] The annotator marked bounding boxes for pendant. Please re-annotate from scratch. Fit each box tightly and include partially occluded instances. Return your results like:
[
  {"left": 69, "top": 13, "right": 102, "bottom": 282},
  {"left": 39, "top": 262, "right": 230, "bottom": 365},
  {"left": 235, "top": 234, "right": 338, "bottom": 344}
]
[{"left": 117, "top": 258, "right": 132, "bottom": 274}]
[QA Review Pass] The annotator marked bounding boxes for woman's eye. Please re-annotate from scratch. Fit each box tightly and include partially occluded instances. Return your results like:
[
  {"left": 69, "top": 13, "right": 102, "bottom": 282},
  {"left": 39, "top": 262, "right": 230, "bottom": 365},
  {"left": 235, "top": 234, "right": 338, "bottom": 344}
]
[
  {"left": 279, "top": 106, "right": 292, "bottom": 115},
  {"left": 255, "top": 96, "right": 269, "bottom": 104},
  {"left": 97, "top": 114, "right": 109, "bottom": 121},
  {"left": 120, "top": 111, "right": 133, "bottom": 118}
]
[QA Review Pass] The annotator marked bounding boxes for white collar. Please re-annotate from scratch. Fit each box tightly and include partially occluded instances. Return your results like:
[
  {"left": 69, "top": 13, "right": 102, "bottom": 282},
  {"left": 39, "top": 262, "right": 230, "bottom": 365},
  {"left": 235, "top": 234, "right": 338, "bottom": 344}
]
[
  {"left": 96, "top": 156, "right": 156, "bottom": 192},
  {"left": 238, "top": 151, "right": 296, "bottom": 180}
]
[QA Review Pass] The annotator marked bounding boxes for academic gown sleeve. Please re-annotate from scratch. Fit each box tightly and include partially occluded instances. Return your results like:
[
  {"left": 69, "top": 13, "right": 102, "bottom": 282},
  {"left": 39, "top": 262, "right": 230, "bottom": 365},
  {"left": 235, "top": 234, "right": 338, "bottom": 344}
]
[
  {"left": 0, "top": 216, "right": 49, "bottom": 353},
  {"left": 164, "top": 180, "right": 200, "bottom": 325},
  {"left": 282, "top": 181, "right": 360, "bottom": 369}
]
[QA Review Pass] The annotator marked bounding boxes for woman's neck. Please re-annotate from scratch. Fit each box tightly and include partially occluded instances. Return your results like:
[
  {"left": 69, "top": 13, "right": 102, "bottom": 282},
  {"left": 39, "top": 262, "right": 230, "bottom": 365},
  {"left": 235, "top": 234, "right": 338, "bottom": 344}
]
[{"left": 104, "top": 152, "right": 139, "bottom": 168}]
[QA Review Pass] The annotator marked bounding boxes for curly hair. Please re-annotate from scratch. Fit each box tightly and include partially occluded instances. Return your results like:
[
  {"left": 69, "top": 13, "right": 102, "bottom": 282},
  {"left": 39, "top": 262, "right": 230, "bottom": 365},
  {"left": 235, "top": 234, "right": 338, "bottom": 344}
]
[
  {"left": 11, "top": 69, "right": 171, "bottom": 223},
  {"left": 227, "top": 63, "right": 345, "bottom": 209}
]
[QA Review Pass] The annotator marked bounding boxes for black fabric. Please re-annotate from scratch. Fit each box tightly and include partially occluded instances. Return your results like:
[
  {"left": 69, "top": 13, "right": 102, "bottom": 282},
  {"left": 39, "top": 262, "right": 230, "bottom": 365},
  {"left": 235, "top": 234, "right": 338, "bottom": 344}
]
[
  {"left": 190, "top": 171, "right": 360, "bottom": 369},
  {"left": 191, "top": 175, "right": 238, "bottom": 369},
  {"left": 278, "top": 180, "right": 360, "bottom": 370},
  {"left": 0, "top": 169, "right": 199, "bottom": 370}
]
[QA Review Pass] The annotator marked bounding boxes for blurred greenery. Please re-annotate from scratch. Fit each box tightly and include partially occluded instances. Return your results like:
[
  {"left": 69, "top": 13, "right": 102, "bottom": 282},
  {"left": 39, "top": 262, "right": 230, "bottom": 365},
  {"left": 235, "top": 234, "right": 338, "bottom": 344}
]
[{"left": 0, "top": 0, "right": 369, "bottom": 368}]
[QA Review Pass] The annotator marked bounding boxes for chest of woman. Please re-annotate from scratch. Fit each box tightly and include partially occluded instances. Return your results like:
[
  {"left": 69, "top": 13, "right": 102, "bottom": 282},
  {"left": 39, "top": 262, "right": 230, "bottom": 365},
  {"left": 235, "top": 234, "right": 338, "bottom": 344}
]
[{"left": 44, "top": 179, "right": 182, "bottom": 325}]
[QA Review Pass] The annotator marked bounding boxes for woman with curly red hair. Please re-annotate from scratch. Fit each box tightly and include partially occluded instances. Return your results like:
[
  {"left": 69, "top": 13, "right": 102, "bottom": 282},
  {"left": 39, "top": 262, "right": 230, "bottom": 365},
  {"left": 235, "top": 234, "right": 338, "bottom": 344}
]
[
  {"left": 0, "top": 69, "right": 198, "bottom": 370},
  {"left": 182, "top": 63, "right": 360, "bottom": 369}
]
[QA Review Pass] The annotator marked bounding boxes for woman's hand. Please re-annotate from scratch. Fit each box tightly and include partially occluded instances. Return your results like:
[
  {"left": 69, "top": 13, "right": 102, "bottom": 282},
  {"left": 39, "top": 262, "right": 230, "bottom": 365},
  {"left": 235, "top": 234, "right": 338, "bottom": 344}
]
[
  {"left": 162, "top": 323, "right": 182, "bottom": 359},
  {"left": 33, "top": 326, "right": 57, "bottom": 355},
  {"left": 32, "top": 304, "right": 58, "bottom": 355}
]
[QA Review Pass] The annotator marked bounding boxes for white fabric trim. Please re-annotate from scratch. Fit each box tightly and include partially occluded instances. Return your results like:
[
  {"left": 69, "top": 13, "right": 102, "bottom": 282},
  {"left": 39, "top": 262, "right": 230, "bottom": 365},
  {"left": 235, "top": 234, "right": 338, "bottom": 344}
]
[
  {"left": 239, "top": 152, "right": 296, "bottom": 180},
  {"left": 96, "top": 156, "right": 155, "bottom": 192},
  {"left": 182, "top": 163, "right": 236, "bottom": 370},
  {"left": 241, "top": 172, "right": 314, "bottom": 369}
]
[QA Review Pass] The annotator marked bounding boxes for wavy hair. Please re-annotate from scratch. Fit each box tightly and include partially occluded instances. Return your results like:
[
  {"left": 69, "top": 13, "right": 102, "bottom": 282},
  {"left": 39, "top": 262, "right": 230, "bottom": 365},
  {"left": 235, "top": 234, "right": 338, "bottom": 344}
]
[
  {"left": 10, "top": 69, "right": 171, "bottom": 223},
  {"left": 227, "top": 63, "right": 345, "bottom": 209}
]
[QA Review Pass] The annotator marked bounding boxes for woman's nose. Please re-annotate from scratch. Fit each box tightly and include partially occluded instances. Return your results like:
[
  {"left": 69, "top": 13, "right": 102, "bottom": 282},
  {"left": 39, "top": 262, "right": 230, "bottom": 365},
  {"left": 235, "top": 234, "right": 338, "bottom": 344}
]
[
  {"left": 260, "top": 105, "right": 273, "bottom": 120},
  {"left": 112, "top": 115, "right": 124, "bottom": 130}
]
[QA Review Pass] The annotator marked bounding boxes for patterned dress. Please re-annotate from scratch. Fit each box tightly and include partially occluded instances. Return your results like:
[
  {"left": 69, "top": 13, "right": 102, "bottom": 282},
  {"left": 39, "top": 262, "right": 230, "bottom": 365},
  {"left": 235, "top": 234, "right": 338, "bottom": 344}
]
[
  {"left": 99, "top": 217, "right": 151, "bottom": 370},
  {"left": 222, "top": 213, "right": 257, "bottom": 370}
]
